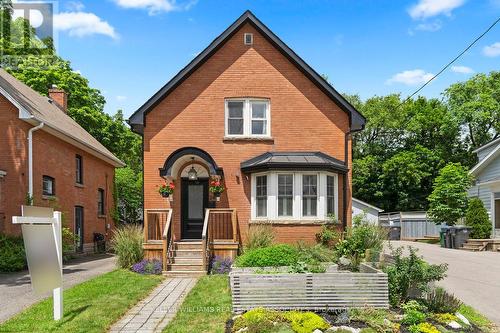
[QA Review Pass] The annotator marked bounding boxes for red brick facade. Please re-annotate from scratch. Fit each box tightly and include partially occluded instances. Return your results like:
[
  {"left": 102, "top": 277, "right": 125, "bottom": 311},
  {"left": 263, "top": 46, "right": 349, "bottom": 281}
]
[
  {"left": 0, "top": 94, "right": 116, "bottom": 252},
  {"left": 142, "top": 23, "right": 353, "bottom": 244}
]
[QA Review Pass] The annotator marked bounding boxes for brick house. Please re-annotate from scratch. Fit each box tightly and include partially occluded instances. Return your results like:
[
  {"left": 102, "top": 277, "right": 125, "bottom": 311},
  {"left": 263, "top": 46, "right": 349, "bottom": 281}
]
[
  {"left": 0, "top": 68, "right": 124, "bottom": 253},
  {"left": 129, "top": 11, "right": 365, "bottom": 275}
]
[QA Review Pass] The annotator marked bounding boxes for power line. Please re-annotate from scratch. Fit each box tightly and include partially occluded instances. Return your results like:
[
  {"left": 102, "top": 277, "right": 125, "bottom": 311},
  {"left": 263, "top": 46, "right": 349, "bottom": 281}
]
[{"left": 398, "top": 15, "right": 500, "bottom": 107}]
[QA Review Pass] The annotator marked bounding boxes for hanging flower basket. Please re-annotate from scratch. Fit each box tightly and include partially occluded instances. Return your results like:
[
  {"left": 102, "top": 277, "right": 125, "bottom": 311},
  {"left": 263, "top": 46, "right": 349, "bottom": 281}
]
[
  {"left": 158, "top": 182, "right": 175, "bottom": 198},
  {"left": 209, "top": 178, "right": 224, "bottom": 201}
]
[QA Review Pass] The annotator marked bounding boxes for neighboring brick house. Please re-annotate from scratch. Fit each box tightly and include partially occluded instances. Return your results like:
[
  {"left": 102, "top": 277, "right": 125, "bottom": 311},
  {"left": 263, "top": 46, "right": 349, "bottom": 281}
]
[
  {"left": 0, "top": 68, "right": 124, "bottom": 253},
  {"left": 129, "top": 11, "right": 365, "bottom": 275}
]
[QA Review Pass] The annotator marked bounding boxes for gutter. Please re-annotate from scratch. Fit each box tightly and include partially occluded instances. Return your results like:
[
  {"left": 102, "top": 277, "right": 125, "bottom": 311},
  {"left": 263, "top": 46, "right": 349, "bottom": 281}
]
[
  {"left": 28, "top": 122, "right": 44, "bottom": 198},
  {"left": 343, "top": 125, "right": 365, "bottom": 230}
]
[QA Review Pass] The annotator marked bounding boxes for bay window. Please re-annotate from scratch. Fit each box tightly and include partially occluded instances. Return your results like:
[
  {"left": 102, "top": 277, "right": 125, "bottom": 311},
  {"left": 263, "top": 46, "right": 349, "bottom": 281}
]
[
  {"left": 256, "top": 175, "right": 267, "bottom": 217},
  {"left": 225, "top": 98, "right": 270, "bottom": 137},
  {"left": 302, "top": 175, "right": 317, "bottom": 216},
  {"left": 252, "top": 172, "right": 338, "bottom": 221},
  {"left": 278, "top": 174, "right": 293, "bottom": 217}
]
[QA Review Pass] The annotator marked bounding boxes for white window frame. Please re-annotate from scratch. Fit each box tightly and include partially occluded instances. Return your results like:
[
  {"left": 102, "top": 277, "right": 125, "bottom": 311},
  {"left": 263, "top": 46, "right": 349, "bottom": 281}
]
[
  {"left": 250, "top": 171, "right": 338, "bottom": 221},
  {"left": 225, "top": 98, "right": 271, "bottom": 138}
]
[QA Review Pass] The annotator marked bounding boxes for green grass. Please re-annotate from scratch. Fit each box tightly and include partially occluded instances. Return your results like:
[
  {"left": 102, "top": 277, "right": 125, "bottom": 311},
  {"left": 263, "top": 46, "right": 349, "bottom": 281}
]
[
  {"left": 458, "top": 304, "right": 497, "bottom": 332},
  {"left": 0, "top": 269, "right": 163, "bottom": 333},
  {"left": 164, "top": 275, "right": 232, "bottom": 333}
]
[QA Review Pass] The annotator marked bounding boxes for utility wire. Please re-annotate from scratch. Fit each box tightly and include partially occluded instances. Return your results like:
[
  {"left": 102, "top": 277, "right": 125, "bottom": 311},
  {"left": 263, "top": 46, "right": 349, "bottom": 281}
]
[{"left": 398, "top": 15, "right": 500, "bottom": 108}]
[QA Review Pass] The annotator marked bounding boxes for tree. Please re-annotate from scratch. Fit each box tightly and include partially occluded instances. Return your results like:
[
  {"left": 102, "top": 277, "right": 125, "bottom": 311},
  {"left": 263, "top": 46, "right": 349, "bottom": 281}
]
[
  {"left": 445, "top": 71, "right": 500, "bottom": 153},
  {"left": 427, "top": 163, "right": 473, "bottom": 225},
  {"left": 465, "top": 198, "right": 491, "bottom": 239},
  {"left": 114, "top": 167, "right": 143, "bottom": 224}
]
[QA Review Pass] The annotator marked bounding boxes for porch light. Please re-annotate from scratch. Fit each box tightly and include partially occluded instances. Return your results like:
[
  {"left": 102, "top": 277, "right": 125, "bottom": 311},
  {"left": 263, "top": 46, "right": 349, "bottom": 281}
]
[{"left": 188, "top": 158, "right": 198, "bottom": 180}]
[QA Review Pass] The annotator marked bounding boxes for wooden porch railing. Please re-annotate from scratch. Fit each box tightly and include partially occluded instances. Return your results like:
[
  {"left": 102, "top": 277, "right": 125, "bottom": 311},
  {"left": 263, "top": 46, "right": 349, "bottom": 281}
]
[
  {"left": 202, "top": 208, "right": 238, "bottom": 271},
  {"left": 143, "top": 208, "right": 173, "bottom": 271}
]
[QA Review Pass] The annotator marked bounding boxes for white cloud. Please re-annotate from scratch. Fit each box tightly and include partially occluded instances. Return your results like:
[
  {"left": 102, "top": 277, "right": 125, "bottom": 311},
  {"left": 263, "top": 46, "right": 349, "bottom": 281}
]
[
  {"left": 116, "top": 95, "right": 127, "bottom": 101},
  {"left": 66, "top": 1, "right": 85, "bottom": 11},
  {"left": 386, "top": 69, "right": 434, "bottom": 86},
  {"left": 54, "top": 12, "right": 118, "bottom": 39},
  {"left": 408, "top": 0, "right": 465, "bottom": 19},
  {"left": 114, "top": 0, "right": 197, "bottom": 15},
  {"left": 451, "top": 65, "right": 474, "bottom": 74},
  {"left": 483, "top": 42, "right": 500, "bottom": 57},
  {"left": 415, "top": 20, "right": 442, "bottom": 32}
]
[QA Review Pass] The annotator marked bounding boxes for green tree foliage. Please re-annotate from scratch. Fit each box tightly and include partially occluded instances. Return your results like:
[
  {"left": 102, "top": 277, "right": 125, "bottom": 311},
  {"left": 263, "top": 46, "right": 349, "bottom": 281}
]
[
  {"left": 427, "top": 163, "right": 473, "bottom": 225},
  {"left": 445, "top": 71, "right": 500, "bottom": 150},
  {"left": 1, "top": 13, "right": 142, "bottom": 221},
  {"left": 114, "top": 167, "right": 143, "bottom": 224},
  {"left": 465, "top": 197, "right": 491, "bottom": 239}
]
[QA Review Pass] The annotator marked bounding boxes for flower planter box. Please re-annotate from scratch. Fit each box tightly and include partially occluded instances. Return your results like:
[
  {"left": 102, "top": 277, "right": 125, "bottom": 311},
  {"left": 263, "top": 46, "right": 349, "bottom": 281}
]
[{"left": 229, "top": 263, "right": 389, "bottom": 313}]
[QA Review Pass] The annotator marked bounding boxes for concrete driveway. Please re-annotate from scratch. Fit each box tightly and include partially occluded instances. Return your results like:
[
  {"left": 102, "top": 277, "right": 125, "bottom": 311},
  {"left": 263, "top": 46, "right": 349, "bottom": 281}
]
[
  {"left": 387, "top": 241, "right": 500, "bottom": 325},
  {"left": 0, "top": 254, "right": 116, "bottom": 323}
]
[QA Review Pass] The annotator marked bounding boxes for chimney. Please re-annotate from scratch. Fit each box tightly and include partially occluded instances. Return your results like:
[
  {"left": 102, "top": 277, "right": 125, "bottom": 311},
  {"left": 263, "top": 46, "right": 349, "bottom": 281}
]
[{"left": 48, "top": 85, "right": 68, "bottom": 113}]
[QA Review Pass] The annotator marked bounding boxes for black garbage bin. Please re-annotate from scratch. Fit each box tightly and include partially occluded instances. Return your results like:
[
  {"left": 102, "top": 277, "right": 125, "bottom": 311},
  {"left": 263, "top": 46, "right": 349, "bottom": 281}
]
[
  {"left": 93, "top": 233, "right": 106, "bottom": 253},
  {"left": 451, "top": 226, "right": 471, "bottom": 249},
  {"left": 440, "top": 226, "right": 451, "bottom": 248},
  {"left": 389, "top": 226, "right": 401, "bottom": 240},
  {"left": 444, "top": 227, "right": 453, "bottom": 248}
]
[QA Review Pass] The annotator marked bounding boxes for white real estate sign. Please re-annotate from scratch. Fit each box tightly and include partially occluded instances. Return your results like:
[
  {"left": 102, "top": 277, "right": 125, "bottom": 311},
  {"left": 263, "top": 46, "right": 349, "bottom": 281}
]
[{"left": 12, "top": 206, "right": 63, "bottom": 320}]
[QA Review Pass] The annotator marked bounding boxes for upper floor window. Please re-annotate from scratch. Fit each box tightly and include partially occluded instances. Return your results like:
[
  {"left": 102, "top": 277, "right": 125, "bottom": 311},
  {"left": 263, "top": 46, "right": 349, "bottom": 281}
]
[
  {"left": 43, "top": 175, "right": 55, "bottom": 196},
  {"left": 75, "top": 155, "right": 83, "bottom": 184},
  {"left": 225, "top": 99, "right": 270, "bottom": 137},
  {"left": 98, "top": 188, "right": 105, "bottom": 215}
]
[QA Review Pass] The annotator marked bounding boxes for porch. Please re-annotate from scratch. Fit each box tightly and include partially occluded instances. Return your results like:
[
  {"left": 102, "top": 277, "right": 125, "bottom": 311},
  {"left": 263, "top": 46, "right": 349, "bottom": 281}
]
[{"left": 143, "top": 208, "right": 239, "bottom": 276}]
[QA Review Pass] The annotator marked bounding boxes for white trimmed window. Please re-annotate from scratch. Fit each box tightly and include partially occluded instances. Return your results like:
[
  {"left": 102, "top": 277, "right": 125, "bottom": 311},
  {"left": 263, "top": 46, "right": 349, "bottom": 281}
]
[
  {"left": 225, "top": 99, "right": 270, "bottom": 137},
  {"left": 251, "top": 171, "right": 338, "bottom": 220}
]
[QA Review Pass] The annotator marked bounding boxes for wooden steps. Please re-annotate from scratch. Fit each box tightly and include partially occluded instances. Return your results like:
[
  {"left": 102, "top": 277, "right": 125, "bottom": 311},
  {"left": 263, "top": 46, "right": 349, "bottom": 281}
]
[
  {"left": 163, "top": 241, "right": 207, "bottom": 277},
  {"left": 460, "top": 239, "right": 499, "bottom": 252}
]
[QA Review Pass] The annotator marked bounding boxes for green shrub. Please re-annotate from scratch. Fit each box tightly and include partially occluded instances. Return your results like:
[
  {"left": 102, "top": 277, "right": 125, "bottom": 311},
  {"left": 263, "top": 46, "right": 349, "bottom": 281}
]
[
  {"left": 349, "top": 308, "right": 399, "bottom": 332},
  {"left": 62, "top": 227, "right": 77, "bottom": 261},
  {"left": 296, "top": 242, "right": 336, "bottom": 263},
  {"left": 425, "top": 287, "right": 462, "bottom": 314},
  {"left": 402, "top": 300, "right": 428, "bottom": 313},
  {"left": 283, "top": 311, "right": 329, "bottom": 333},
  {"left": 401, "top": 309, "right": 426, "bottom": 325},
  {"left": 315, "top": 223, "right": 340, "bottom": 247},
  {"left": 235, "top": 244, "right": 299, "bottom": 267},
  {"left": 233, "top": 308, "right": 327, "bottom": 333},
  {"left": 110, "top": 224, "right": 143, "bottom": 268},
  {"left": 384, "top": 246, "right": 447, "bottom": 307},
  {"left": 0, "top": 233, "right": 27, "bottom": 272},
  {"left": 465, "top": 198, "right": 491, "bottom": 239},
  {"left": 335, "top": 214, "right": 387, "bottom": 270},
  {"left": 245, "top": 224, "right": 275, "bottom": 251},
  {"left": 432, "top": 313, "right": 458, "bottom": 325},
  {"left": 409, "top": 322, "right": 440, "bottom": 333}
]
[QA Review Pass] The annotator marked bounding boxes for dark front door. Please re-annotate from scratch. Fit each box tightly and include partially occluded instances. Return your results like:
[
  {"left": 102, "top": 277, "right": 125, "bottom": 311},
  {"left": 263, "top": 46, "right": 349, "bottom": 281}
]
[
  {"left": 75, "top": 206, "right": 84, "bottom": 252},
  {"left": 181, "top": 178, "right": 209, "bottom": 239}
]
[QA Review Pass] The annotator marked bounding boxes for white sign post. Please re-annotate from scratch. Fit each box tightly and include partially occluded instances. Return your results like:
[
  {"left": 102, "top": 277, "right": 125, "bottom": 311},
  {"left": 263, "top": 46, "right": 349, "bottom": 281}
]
[{"left": 13, "top": 206, "right": 63, "bottom": 320}]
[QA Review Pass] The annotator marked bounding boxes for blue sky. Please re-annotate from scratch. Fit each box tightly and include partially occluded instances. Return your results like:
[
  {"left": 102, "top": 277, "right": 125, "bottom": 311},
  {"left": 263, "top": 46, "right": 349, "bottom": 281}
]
[{"left": 41, "top": 0, "right": 500, "bottom": 116}]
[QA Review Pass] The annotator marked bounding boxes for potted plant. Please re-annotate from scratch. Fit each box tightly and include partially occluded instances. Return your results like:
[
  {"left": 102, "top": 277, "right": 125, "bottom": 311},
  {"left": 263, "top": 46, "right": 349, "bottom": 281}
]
[
  {"left": 158, "top": 181, "right": 175, "bottom": 198},
  {"left": 209, "top": 178, "right": 224, "bottom": 201}
]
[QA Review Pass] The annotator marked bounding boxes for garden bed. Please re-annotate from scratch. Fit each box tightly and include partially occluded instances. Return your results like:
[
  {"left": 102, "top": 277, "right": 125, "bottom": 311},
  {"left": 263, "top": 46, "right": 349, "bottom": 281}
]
[{"left": 230, "top": 263, "right": 389, "bottom": 313}]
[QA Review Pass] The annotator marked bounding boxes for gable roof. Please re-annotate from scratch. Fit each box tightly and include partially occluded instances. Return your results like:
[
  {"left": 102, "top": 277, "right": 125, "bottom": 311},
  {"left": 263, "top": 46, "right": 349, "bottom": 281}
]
[
  {"left": 472, "top": 137, "right": 500, "bottom": 154},
  {"left": 352, "top": 198, "right": 384, "bottom": 213},
  {"left": 128, "top": 10, "right": 366, "bottom": 134},
  {"left": 470, "top": 138, "right": 500, "bottom": 176},
  {"left": 240, "top": 151, "right": 348, "bottom": 173},
  {"left": 0, "top": 69, "right": 125, "bottom": 167}
]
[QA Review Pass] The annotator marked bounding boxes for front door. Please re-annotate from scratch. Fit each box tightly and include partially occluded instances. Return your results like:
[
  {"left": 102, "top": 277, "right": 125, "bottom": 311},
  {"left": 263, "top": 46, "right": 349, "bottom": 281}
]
[
  {"left": 75, "top": 206, "right": 84, "bottom": 252},
  {"left": 181, "top": 178, "right": 208, "bottom": 239}
]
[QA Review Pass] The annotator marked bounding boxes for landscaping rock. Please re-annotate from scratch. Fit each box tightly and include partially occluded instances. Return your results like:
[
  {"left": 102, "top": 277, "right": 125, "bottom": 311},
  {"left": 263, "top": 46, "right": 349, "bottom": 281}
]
[
  {"left": 232, "top": 314, "right": 242, "bottom": 321},
  {"left": 327, "top": 326, "right": 361, "bottom": 333},
  {"left": 456, "top": 312, "right": 471, "bottom": 326},
  {"left": 448, "top": 321, "right": 462, "bottom": 329},
  {"left": 334, "top": 310, "right": 350, "bottom": 324},
  {"left": 313, "top": 330, "right": 323, "bottom": 333}
]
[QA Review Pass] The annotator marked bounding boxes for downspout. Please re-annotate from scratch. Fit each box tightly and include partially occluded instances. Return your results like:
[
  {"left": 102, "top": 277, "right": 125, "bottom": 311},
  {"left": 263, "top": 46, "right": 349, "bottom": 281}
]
[{"left": 28, "top": 122, "right": 44, "bottom": 199}]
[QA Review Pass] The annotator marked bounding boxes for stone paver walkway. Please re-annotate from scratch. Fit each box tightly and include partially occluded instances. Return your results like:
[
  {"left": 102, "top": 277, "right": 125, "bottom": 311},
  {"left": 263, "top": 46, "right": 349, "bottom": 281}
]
[{"left": 109, "top": 277, "right": 197, "bottom": 333}]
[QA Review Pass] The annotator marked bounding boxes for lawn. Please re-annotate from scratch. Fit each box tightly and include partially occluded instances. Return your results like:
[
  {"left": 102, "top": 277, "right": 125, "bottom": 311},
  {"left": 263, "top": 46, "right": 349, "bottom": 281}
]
[
  {"left": 164, "top": 275, "right": 232, "bottom": 333},
  {"left": 0, "top": 269, "right": 163, "bottom": 333}
]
